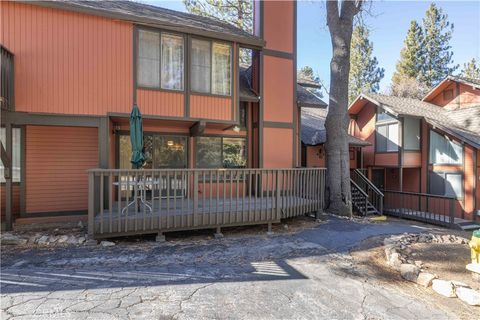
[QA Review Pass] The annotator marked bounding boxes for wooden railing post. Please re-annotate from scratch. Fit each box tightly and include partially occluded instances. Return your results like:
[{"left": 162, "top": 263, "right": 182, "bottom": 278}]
[
  {"left": 193, "top": 170, "right": 199, "bottom": 226},
  {"left": 275, "top": 170, "right": 281, "bottom": 220},
  {"left": 88, "top": 171, "right": 95, "bottom": 237}
]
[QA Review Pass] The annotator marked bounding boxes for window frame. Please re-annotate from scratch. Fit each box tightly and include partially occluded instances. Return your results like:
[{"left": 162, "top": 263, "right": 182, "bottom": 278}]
[
  {"left": 375, "top": 122, "right": 399, "bottom": 153},
  {"left": 428, "top": 130, "right": 463, "bottom": 166},
  {"left": 135, "top": 27, "right": 186, "bottom": 93},
  {"left": 403, "top": 116, "right": 421, "bottom": 151},
  {"left": 195, "top": 135, "right": 247, "bottom": 169},
  {"left": 0, "top": 126, "right": 23, "bottom": 185},
  {"left": 190, "top": 36, "right": 233, "bottom": 98},
  {"left": 428, "top": 170, "right": 464, "bottom": 199}
]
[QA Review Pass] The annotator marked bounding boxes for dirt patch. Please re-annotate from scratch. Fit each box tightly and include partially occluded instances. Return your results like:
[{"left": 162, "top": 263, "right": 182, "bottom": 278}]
[
  {"left": 410, "top": 242, "right": 479, "bottom": 290},
  {"left": 350, "top": 235, "right": 479, "bottom": 319}
]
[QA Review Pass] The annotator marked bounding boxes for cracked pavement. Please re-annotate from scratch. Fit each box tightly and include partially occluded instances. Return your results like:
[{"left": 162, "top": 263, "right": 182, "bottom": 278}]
[{"left": 0, "top": 217, "right": 465, "bottom": 319}]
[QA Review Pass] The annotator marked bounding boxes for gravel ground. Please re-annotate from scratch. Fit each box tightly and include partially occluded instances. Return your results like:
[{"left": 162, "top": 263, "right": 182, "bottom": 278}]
[{"left": 0, "top": 215, "right": 476, "bottom": 319}]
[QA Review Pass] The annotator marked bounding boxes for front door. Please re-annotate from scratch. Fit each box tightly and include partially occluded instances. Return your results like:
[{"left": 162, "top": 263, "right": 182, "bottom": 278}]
[{"left": 371, "top": 168, "right": 385, "bottom": 190}]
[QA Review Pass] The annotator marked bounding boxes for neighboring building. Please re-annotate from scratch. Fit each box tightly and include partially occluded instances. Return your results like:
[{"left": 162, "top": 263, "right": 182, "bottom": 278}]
[
  {"left": 349, "top": 76, "right": 480, "bottom": 221},
  {"left": 0, "top": 1, "right": 306, "bottom": 231}
]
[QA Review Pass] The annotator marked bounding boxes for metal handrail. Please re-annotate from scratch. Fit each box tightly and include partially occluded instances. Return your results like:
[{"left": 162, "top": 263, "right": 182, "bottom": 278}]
[
  {"left": 350, "top": 179, "right": 368, "bottom": 198},
  {"left": 382, "top": 189, "right": 455, "bottom": 200},
  {"left": 352, "top": 169, "right": 384, "bottom": 196}
]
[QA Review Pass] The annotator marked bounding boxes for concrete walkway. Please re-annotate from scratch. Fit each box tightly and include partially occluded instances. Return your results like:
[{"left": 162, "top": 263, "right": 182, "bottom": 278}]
[{"left": 0, "top": 217, "right": 461, "bottom": 319}]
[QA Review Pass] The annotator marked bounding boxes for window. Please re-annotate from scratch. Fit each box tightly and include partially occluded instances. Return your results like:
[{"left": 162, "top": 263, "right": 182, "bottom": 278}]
[
  {"left": 376, "top": 109, "right": 396, "bottom": 123},
  {"left": 429, "top": 130, "right": 463, "bottom": 164},
  {"left": 404, "top": 117, "right": 420, "bottom": 150},
  {"left": 191, "top": 39, "right": 211, "bottom": 93},
  {"left": 196, "top": 137, "right": 246, "bottom": 168},
  {"left": 137, "top": 29, "right": 184, "bottom": 90},
  {"left": 191, "top": 39, "right": 232, "bottom": 96},
  {"left": 376, "top": 123, "right": 399, "bottom": 152},
  {"left": 0, "top": 128, "right": 21, "bottom": 183},
  {"left": 429, "top": 171, "right": 463, "bottom": 198}
]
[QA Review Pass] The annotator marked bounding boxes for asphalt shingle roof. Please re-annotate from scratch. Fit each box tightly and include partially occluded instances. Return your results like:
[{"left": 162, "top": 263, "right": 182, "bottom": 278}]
[
  {"left": 301, "top": 107, "right": 370, "bottom": 147},
  {"left": 358, "top": 93, "right": 480, "bottom": 148},
  {"left": 35, "top": 0, "right": 263, "bottom": 46},
  {"left": 296, "top": 85, "right": 327, "bottom": 108}
]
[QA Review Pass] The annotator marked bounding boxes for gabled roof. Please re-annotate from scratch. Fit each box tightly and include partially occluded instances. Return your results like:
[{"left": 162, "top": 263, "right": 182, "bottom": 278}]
[
  {"left": 297, "top": 77, "right": 322, "bottom": 89},
  {"left": 31, "top": 0, "right": 263, "bottom": 47},
  {"left": 296, "top": 85, "right": 327, "bottom": 108},
  {"left": 349, "top": 93, "right": 480, "bottom": 149},
  {"left": 301, "top": 107, "right": 370, "bottom": 147},
  {"left": 423, "top": 75, "right": 480, "bottom": 102}
]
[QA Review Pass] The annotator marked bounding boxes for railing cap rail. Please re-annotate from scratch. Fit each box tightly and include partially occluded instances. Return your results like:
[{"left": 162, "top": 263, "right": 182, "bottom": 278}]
[
  {"left": 87, "top": 167, "right": 327, "bottom": 173},
  {"left": 350, "top": 179, "right": 369, "bottom": 198},
  {"left": 383, "top": 189, "right": 456, "bottom": 200}
]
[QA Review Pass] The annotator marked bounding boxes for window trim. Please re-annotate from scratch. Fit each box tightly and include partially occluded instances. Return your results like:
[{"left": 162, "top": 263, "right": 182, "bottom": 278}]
[
  {"left": 0, "top": 126, "right": 23, "bottom": 185},
  {"left": 190, "top": 36, "right": 233, "bottom": 98},
  {"left": 194, "top": 135, "right": 247, "bottom": 169},
  {"left": 428, "top": 129, "right": 463, "bottom": 166},
  {"left": 428, "top": 170, "right": 464, "bottom": 199},
  {"left": 135, "top": 27, "right": 186, "bottom": 93}
]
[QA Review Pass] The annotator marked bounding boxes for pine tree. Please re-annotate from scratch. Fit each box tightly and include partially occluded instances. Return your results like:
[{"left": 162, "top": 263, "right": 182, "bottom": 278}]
[
  {"left": 183, "top": 0, "right": 253, "bottom": 64},
  {"left": 391, "top": 20, "right": 424, "bottom": 91},
  {"left": 348, "top": 25, "right": 385, "bottom": 103},
  {"left": 421, "top": 3, "right": 458, "bottom": 88},
  {"left": 460, "top": 58, "right": 480, "bottom": 80},
  {"left": 297, "top": 66, "right": 323, "bottom": 98}
]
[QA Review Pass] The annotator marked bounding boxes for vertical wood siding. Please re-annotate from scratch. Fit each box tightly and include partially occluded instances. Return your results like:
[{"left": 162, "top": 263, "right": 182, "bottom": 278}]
[
  {"left": 263, "top": 56, "right": 293, "bottom": 123},
  {"left": 263, "top": 128, "right": 293, "bottom": 168},
  {"left": 189, "top": 95, "right": 231, "bottom": 120},
  {"left": 263, "top": 1, "right": 294, "bottom": 53},
  {"left": 26, "top": 126, "right": 99, "bottom": 214},
  {"left": 1, "top": 2, "right": 133, "bottom": 115},
  {"left": 137, "top": 89, "right": 184, "bottom": 118}
]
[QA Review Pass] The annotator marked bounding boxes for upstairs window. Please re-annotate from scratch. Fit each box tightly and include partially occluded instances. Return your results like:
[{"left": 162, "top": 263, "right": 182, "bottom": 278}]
[
  {"left": 191, "top": 39, "right": 232, "bottom": 96},
  {"left": 376, "top": 123, "right": 399, "bottom": 152},
  {"left": 429, "top": 130, "right": 463, "bottom": 165},
  {"left": 404, "top": 117, "right": 421, "bottom": 150},
  {"left": 137, "top": 29, "right": 184, "bottom": 91}
]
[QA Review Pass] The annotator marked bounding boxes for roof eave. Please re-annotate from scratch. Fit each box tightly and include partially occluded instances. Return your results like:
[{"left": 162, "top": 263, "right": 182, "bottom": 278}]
[
  {"left": 426, "top": 118, "right": 480, "bottom": 149},
  {"left": 28, "top": 1, "right": 265, "bottom": 47}
]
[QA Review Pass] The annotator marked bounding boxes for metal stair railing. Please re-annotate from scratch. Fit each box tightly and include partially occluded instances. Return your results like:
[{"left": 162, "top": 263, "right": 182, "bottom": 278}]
[{"left": 351, "top": 169, "right": 383, "bottom": 214}]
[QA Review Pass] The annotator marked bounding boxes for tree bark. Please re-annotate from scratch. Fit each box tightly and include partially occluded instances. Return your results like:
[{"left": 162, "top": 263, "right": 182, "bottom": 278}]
[{"left": 325, "top": 0, "right": 362, "bottom": 216}]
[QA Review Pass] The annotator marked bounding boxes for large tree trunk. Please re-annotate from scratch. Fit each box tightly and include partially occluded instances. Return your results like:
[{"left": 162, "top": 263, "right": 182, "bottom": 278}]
[{"left": 325, "top": 1, "right": 362, "bottom": 216}]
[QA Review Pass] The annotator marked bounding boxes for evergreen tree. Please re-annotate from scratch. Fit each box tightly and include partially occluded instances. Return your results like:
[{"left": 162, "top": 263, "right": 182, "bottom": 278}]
[
  {"left": 421, "top": 3, "right": 458, "bottom": 87},
  {"left": 391, "top": 20, "right": 424, "bottom": 91},
  {"left": 183, "top": 0, "right": 253, "bottom": 64},
  {"left": 298, "top": 66, "right": 324, "bottom": 98},
  {"left": 460, "top": 58, "right": 480, "bottom": 80},
  {"left": 348, "top": 25, "right": 384, "bottom": 102}
]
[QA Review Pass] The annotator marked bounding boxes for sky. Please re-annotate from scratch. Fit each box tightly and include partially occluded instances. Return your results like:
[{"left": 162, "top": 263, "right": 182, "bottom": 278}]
[{"left": 145, "top": 0, "right": 480, "bottom": 94}]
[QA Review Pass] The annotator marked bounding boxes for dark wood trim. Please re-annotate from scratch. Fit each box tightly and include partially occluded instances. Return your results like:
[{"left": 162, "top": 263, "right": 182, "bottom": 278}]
[
  {"left": 133, "top": 25, "right": 138, "bottom": 104},
  {"left": 98, "top": 117, "right": 109, "bottom": 168},
  {"left": 28, "top": 1, "right": 264, "bottom": 48},
  {"left": 185, "top": 34, "right": 191, "bottom": 117},
  {"left": 189, "top": 121, "right": 206, "bottom": 137},
  {"left": 19, "top": 125, "right": 26, "bottom": 217},
  {"left": 240, "top": 95, "right": 260, "bottom": 103},
  {"left": 263, "top": 121, "right": 294, "bottom": 129},
  {"left": 107, "top": 112, "right": 238, "bottom": 126},
  {"left": 5, "top": 123, "right": 12, "bottom": 230},
  {"left": 259, "top": 50, "right": 264, "bottom": 168},
  {"left": 398, "top": 117, "right": 404, "bottom": 191},
  {"left": 3, "top": 110, "right": 102, "bottom": 127},
  {"left": 234, "top": 43, "right": 240, "bottom": 123},
  {"left": 263, "top": 48, "right": 293, "bottom": 60}
]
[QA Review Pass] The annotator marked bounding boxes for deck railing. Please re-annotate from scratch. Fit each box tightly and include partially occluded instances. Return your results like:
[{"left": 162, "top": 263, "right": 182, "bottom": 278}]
[
  {"left": 1, "top": 45, "right": 14, "bottom": 110},
  {"left": 88, "top": 168, "right": 326, "bottom": 238},
  {"left": 383, "top": 190, "right": 455, "bottom": 226},
  {"left": 351, "top": 169, "right": 383, "bottom": 214}
]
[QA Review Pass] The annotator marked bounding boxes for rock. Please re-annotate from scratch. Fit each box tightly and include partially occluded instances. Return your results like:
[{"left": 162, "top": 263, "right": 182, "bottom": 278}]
[
  {"left": 387, "top": 252, "right": 403, "bottom": 270},
  {"left": 100, "top": 240, "right": 115, "bottom": 247},
  {"left": 77, "top": 236, "right": 86, "bottom": 244},
  {"left": 432, "top": 280, "right": 456, "bottom": 298},
  {"left": 77, "top": 221, "right": 84, "bottom": 228},
  {"left": 416, "top": 272, "right": 437, "bottom": 287},
  {"left": 28, "top": 235, "right": 39, "bottom": 244},
  {"left": 400, "top": 264, "right": 420, "bottom": 282},
  {"left": 456, "top": 287, "right": 480, "bottom": 306},
  {"left": 283, "top": 224, "right": 289, "bottom": 230},
  {"left": 57, "top": 235, "right": 69, "bottom": 243},
  {"left": 47, "top": 235, "right": 58, "bottom": 244},
  {"left": 37, "top": 235, "right": 50, "bottom": 246},
  {"left": 452, "top": 280, "right": 470, "bottom": 289},
  {"left": 85, "top": 239, "right": 98, "bottom": 246},
  {"left": 414, "top": 260, "right": 423, "bottom": 268},
  {"left": 1, "top": 235, "right": 27, "bottom": 246},
  {"left": 66, "top": 236, "right": 79, "bottom": 245}
]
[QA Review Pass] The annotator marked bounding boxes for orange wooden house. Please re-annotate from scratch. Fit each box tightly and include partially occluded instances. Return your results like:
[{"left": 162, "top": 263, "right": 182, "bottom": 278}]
[
  {"left": 1, "top": 1, "right": 328, "bottom": 236},
  {"left": 348, "top": 76, "right": 480, "bottom": 227}
]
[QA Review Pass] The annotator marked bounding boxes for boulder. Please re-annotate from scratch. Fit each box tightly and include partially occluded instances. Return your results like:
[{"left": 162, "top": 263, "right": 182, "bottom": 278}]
[
  {"left": 416, "top": 272, "right": 437, "bottom": 287},
  {"left": 57, "top": 235, "right": 69, "bottom": 244},
  {"left": 100, "top": 240, "right": 115, "bottom": 247},
  {"left": 1, "top": 235, "right": 27, "bottom": 246},
  {"left": 456, "top": 287, "right": 480, "bottom": 306},
  {"left": 400, "top": 264, "right": 420, "bottom": 282},
  {"left": 37, "top": 235, "right": 50, "bottom": 246},
  {"left": 386, "top": 251, "right": 403, "bottom": 270},
  {"left": 432, "top": 280, "right": 456, "bottom": 298},
  {"left": 66, "top": 236, "right": 79, "bottom": 245},
  {"left": 77, "top": 237, "right": 86, "bottom": 244}
]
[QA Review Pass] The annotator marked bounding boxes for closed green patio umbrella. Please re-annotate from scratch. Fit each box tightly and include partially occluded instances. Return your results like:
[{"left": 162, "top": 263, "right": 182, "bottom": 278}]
[{"left": 129, "top": 104, "right": 145, "bottom": 169}]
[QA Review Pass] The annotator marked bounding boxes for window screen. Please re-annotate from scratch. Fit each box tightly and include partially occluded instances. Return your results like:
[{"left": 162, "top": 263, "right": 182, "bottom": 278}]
[
  {"left": 429, "top": 130, "right": 463, "bottom": 164},
  {"left": 404, "top": 117, "right": 420, "bottom": 150},
  {"left": 161, "top": 34, "right": 184, "bottom": 90},
  {"left": 191, "top": 39, "right": 211, "bottom": 93},
  {"left": 137, "top": 30, "right": 160, "bottom": 88}
]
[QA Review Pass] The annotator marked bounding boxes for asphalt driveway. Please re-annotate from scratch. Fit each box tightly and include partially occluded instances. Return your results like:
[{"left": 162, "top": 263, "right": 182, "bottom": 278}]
[{"left": 0, "top": 216, "right": 464, "bottom": 319}]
